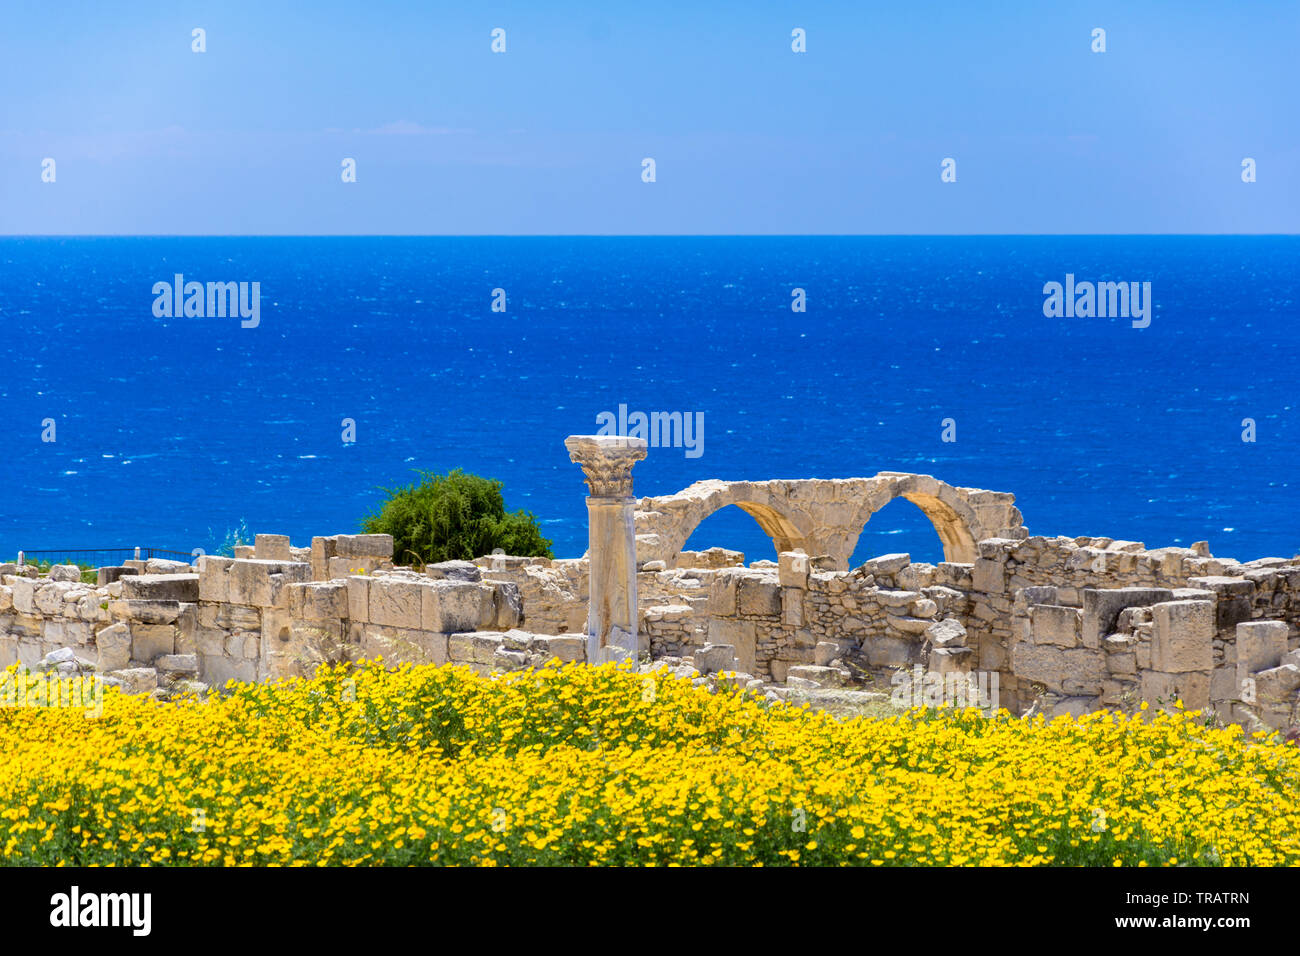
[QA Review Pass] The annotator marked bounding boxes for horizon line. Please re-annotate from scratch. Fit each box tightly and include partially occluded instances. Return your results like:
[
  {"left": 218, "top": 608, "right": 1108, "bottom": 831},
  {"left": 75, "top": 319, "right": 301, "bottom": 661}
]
[{"left": 3, "top": 233, "right": 1298, "bottom": 239}]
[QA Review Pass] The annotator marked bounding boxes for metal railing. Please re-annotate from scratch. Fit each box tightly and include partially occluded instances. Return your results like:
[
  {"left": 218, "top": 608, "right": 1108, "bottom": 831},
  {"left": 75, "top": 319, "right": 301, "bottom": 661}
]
[{"left": 13, "top": 547, "right": 196, "bottom": 567}]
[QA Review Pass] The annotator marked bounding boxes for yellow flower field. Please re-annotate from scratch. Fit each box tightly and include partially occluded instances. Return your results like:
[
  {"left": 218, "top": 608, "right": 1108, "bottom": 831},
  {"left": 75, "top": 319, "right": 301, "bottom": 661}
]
[{"left": 1, "top": 660, "right": 1297, "bottom": 866}]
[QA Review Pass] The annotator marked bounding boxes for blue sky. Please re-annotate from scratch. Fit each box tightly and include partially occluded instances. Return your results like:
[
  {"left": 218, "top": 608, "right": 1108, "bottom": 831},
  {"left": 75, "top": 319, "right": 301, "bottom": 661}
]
[{"left": 2, "top": 0, "right": 1296, "bottom": 234}]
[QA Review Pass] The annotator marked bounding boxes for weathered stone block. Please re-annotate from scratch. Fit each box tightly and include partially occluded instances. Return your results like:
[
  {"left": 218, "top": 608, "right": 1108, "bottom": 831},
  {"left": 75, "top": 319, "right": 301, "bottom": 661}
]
[
  {"left": 121, "top": 574, "right": 200, "bottom": 603},
  {"left": 813, "top": 641, "right": 839, "bottom": 666},
  {"left": 1253, "top": 664, "right": 1300, "bottom": 708},
  {"left": 254, "top": 534, "right": 292, "bottom": 561},
  {"left": 289, "top": 581, "right": 348, "bottom": 620},
  {"left": 156, "top": 654, "right": 199, "bottom": 678},
  {"left": 329, "top": 556, "right": 386, "bottom": 578},
  {"left": 1150, "top": 600, "right": 1214, "bottom": 673},
  {"left": 535, "top": 634, "right": 585, "bottom": 663},
  {"left": 273, "top": 620, "right": 349, "bottom": 672},
  {"left": 107, "top": 667, "right": 157, "bottom": 694},
  {"left": 491, "top": 582, "right": 523, "bottom": 629},
  {"left": 197, "top": 556, "right": 234, "bottom": 603},
  {"left": 346, "top": 575, "right": 370, "bottom": 622},
  {"left": 426, "top": 560, "right": 482, "bottom": 582},
  {"left": 737, "top": 577, "right": 781, "bottom": 617},
  {"left": 786, "top": 664, "right": 843, "bottom": 687},
  {"left": 778, "top": 551, "right": 810, "bottom": 589},
  {"left": 199, "top": 656, "right": 256, "bottom": 689},
  {"left": 1082, "top": 588, "right": 1174, "bottom": 649},
  {"left": 889, "top": 616, "right": 931, "bottom": 635},
  {"left": 10, "top": 578, "right": 37, "bottom": 615},
  {"left": 226, "top": 561, "right": 310, "bottom": 608},
  {"left": 1011, "top": 643, "right": 1106, "bottom": 692},
  {"left": 131, "top": 624, "right": 175, "bottom": 663},
  {"left": 422, "top": 581, "right": 493, "bottom": 633},
  {"left": 260, "top": 607, "right": 291, "bottom": 652},
  {"left": 930, "top": 646, "right": 974, "bottom": 675},
  {"left": 925, "top": 618, "right": 967, "bottom": 648},
  {"left": 1104, "top": 636, "right": 1137, "bottom": 676},
  {"left": 695, "top": 643, "right": 737, "bottom": 675},
  {"left": 34, "top": 582, "right": 74, "bottom": 616},
  {"left": 144, "top": 558, "right": 192, "bottom": 575},
  {"left": 43, "top": 620, "right": 91, "bottom": 646},
  {"left": 1236, "top": 621, "right": 1288, "bottom": 679},
  {"left": 1141, "top": 670, "right": 1211, "bottom": 711},
  {"left": 972, "top": 558, "right": 1005, "bottom": 594},
  {"left": 1029, "top": 604, "right": 1081, "bottom": 647},
  {"left": 310, "top": 536, "right": 338, "bottom": 581},
  {"left": 1020, "top": 586, "right": 1060, "bottom": 607},
  {"left": 860, "top": 553, "right": 911, "bottom": 577},
  {"left": 448, "top": 631, "right": 504, "bottom": 665},
  {"left": 782, "top": 587, "right": 804, "bottom": 627},
  {"left": 175, "top": 604, "right": 198, "bottom": 655},
  {"left": 93, "top": 623, "right": 131, "bottom": 673},
  {"left": 876, "top": 589, "right": 921, "bottom": 608},
  {"left": 1211, "top": 665, "right": 1240, "bottom": 703},
  {"left": 335, "top": 534, "right": 394, "bottom": 559},
  {"left": 1215, "top": 597, "right": 1253, "bottom": 632},
  {"left": 792, "top": 629, "right": 817, "bottom": 648},
  {"left": 207, "top": 603, "right": 260, "bottom": 631},
  {"left": 708, "top": 570, "right": 741, "bottom": 617},
  {"left": 96, "top": 566, "right": 136, "bottom": 587},
  {"left": 865, "top": 635, "right": 922, "bottom": 668},
  {"left": 706, "top": 620, "right": 756, "bottom": 674},
  {"left": 16, "top": 639, "right": 41, "bottom": 667},
  {"left": 114, "top": 600, "right": 181, "bottom": 624}
]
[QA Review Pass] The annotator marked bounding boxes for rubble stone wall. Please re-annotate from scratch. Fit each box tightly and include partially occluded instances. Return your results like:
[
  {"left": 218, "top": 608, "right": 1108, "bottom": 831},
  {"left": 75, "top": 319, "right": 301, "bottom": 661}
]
[{"left": 5, "top": 494, "right": 1298, "bottom": 732}]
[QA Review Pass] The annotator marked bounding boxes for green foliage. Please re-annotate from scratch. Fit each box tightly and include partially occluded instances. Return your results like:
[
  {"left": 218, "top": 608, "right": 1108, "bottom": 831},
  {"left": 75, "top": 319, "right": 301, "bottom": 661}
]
[
  {"left": 27, "top": 559, "right": 98, "bottom": 584},
  {"left": 209, "top": 519, "right": 252, "bottom": 558},
  {"left": 362, "top": 469, "right": 553, "bottom": 565}
]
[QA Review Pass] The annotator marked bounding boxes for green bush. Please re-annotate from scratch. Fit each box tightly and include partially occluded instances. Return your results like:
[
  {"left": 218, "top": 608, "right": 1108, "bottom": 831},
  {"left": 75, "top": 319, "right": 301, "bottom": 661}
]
[
  {"left": 361, "top": 469, "right": 553, "bottom": 565},
  {"left": 208, "top": 519, "right": 252, "bottom": 558}
]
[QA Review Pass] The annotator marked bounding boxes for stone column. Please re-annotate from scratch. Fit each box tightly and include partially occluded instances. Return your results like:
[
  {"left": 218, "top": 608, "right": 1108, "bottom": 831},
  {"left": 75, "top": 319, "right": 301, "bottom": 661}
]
[{"left": 565, "top": 435, "right": 648, "bottom": 665}]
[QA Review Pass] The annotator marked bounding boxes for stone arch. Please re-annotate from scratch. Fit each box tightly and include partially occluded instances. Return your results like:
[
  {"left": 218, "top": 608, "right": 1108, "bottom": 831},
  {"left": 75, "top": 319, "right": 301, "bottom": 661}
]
[
  {"left": 839, "top": 476, "right": 980, "bottom": 567},
  {"left": 635, "top": 480, "right": 817, "bottom": 567},
  {"left": 636, "top": 473, "right": 1024, "bottom": 569}
]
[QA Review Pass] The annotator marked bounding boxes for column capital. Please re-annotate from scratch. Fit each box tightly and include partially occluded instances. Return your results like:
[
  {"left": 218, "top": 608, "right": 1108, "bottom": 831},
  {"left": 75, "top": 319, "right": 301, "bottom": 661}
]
[{"left": 565, "top": 435, "right": 647, "bottom": 498}]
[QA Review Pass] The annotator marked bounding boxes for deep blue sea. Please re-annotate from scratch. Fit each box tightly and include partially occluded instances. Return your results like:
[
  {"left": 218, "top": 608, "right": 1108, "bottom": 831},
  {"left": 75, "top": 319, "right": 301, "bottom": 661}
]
[{"left": 0, "top": 237, "right": 1295, "bottom": 566}]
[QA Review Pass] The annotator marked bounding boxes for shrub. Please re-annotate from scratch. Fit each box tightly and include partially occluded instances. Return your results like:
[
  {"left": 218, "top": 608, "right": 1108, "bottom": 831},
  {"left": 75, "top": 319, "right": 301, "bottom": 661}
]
[
  {"left": 361, "top": 469, "right": 553, "bottom": 565},
  {"left": 209, "top": 519, "right": 252, "bottom": 558}
]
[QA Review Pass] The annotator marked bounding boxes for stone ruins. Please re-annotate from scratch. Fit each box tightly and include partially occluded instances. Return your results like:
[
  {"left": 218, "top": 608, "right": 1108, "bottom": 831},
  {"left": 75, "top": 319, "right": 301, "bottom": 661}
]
[{"left": 2, "top": 434, "right": 1298, "bottom": 732}]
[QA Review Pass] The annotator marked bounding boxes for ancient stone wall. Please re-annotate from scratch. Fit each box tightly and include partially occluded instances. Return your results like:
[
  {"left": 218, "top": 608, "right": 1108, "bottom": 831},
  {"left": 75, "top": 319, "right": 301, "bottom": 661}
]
[
  {"left": 4, "top": 473, "right": 1298, "bottom": 732},
  {"left": 0, "top": 534, "right": 586, "bottom": 697},
  {"left": 692, "top": 538, "right": 1300, "bottom": 727}
]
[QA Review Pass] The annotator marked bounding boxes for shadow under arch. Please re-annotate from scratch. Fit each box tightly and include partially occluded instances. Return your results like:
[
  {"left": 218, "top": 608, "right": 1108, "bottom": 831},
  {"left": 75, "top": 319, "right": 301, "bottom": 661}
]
[
  {"left": 847, "top": 495, "right": 948, "bottom": 566},
  {"left": 839, "top": 480, "right": 981, "bottom": 567},
  {"left": 674, "top": 499, "right": 813, "bottom": 565}
]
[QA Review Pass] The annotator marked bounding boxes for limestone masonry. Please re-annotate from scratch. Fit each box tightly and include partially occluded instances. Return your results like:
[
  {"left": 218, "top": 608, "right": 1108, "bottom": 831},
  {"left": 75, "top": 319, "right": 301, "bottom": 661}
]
[{"left": 3, "top": 437, "right": 1297, "bottom": 732}]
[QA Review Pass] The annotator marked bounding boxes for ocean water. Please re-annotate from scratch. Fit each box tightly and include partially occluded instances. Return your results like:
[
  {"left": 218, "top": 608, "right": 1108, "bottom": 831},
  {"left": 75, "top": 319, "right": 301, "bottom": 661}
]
[{"left": 0, "top": 236, "right": 1295, "bottom": 566}]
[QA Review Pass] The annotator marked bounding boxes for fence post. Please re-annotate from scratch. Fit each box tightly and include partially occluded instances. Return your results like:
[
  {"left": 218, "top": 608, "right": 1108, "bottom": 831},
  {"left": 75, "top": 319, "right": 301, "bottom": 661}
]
[
  {"left": 134, "top": 546, "right": 141, "bottom": 561},
  {"left": 17, "top": 551, "right": 24, "bottom": 566}
]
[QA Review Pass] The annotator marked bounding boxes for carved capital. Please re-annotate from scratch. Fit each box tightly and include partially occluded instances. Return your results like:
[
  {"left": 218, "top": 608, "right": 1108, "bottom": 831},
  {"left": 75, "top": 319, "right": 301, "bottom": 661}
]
[{"left": 565, "top": 435, "right": 648, "bottom": 498}]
